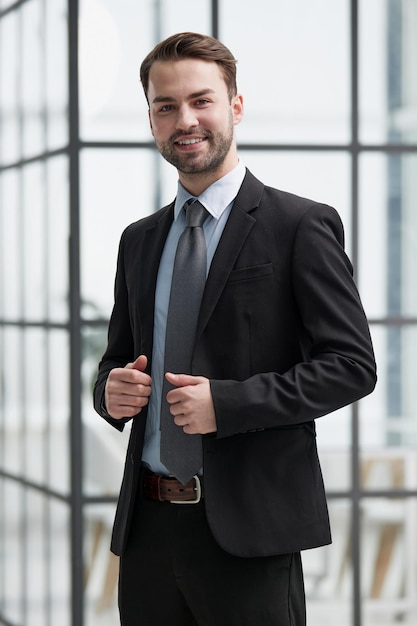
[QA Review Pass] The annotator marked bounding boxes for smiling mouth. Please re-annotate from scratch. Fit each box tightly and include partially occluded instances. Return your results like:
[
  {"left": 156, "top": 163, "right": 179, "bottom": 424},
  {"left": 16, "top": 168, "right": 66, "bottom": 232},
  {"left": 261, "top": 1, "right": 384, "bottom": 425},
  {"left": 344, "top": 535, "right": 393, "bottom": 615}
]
[{"left": 175, "top": 138, "right": 206, "bottom": 146}]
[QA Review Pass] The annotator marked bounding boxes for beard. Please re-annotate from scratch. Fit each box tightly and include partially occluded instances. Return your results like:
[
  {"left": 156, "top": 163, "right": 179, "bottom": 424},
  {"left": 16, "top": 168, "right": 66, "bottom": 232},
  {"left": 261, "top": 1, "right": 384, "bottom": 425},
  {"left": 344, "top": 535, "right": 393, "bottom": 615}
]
[{"left": 155, "top": 114, "right": 234, "bottom": 175}]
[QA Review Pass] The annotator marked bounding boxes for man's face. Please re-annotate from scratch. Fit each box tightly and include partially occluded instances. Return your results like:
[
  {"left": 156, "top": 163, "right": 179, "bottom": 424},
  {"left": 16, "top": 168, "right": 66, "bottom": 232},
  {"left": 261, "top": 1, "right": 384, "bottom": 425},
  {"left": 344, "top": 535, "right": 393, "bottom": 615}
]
[{"left": 147, "top": 59, "right": 243, "bottom": 179}]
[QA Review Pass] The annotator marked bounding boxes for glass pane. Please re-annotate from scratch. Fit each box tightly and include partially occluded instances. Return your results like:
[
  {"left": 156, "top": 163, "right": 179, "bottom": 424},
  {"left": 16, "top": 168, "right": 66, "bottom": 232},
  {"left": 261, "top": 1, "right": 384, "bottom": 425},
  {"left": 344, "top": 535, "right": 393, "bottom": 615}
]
[
  {"left": 305, "top": 499, "right": 353, "bottom": 625},
  {"left": 47, "top": 156, "right": 69, "bottom": 323},
  {"left": 7, "top": 492, "right": 72, "bottom": 625},
  {"left": 0, "top": 488, "right": 71, "bottom": 626},
  {"left": 360, "top": 326, "right": 417, "bottom": 475},
  {"left": 79, "top": 0, "right": 210, "bottom": 141},
  {"left": 1, "top": 325, "right": 70, "bottom": 492},
  {"left": 318, "top": 408, "right": 352, "bottom": 492},
  {"left": 360, "top": 498, "right": 417, "bottom": 625},
  {"left": 0, "top": 11, "right": 20, "bottom": 165},
  {"left": 79, "top": 0, "right": 150, "bottom": 140},
  {"left": 159, "top": 0, "right": 210, "bottom": 37},
  {"left": 0, "top": 168, "right": 22, "bottom": 319},
  {"left": 83, "top": 414, "right": 129, "bottom": 498},
  {"left": 80, "top": 148, "right": 156, "bottom": 319},
  {"left": 3, "top": 327, "right": 24, "bottom": 475},
  {"left": 24, "top": 328, "right": 48, "bottom": 484},
  {"left": 82, "top": 326, "right": 107, "bottom": 402},
  {"left": 240, "top": 151, "right": 352, "bottom": 255},
  {"left": 22, "top": 162, "right": 46, "bottom": 321},
  {"left": 0, "top": 0, "right": 18, "bottom": 10},
  {"left": 3, "top": 481, "right": 25, "bottom": 624},
  {"left": 49, "top": 499, "right": 71, "bottom": 626},
  {"left": 359, "top": 153, "right": 417, "bottom": 319},
  {"left": 0, "top": 479, "right": 3, "bottom": 604},
  {"left": 48, "top": 330, "right": 70, "bottom": 494},
  {"left": 46, "top": 0, "right": 68, "bottom": 150},
  {"left": 21, "top": 0, "right": 44, "bottom": 159},
  {"left": 26, "top": 491, "right": 48, "bottom": 625},
  {"left": 360, "top": 0, "right": 417, "bottom": 144},
  {"left": 360, "top": 450, "right": 417, "bottom": 492},
  {"left": 222, "top": 0, "right": 350, "bottom": 144},
  {"left": 84, "top": 503, "right": 120, "bottom": 622}
]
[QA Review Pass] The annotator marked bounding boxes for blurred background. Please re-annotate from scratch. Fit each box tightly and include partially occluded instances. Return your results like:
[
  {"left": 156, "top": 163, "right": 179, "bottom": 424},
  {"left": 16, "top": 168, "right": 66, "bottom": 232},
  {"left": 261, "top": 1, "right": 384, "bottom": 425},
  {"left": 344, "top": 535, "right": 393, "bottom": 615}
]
[{"left": 0, "top": 0, "right": 416, "bottom": 625}]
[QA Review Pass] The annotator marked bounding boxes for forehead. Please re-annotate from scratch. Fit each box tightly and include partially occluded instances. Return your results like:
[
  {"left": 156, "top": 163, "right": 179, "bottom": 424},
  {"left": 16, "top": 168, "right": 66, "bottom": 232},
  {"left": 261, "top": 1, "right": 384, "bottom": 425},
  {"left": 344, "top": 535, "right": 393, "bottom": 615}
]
[{"left": 147, "top": 59, "right": 228, "bottom": 101}]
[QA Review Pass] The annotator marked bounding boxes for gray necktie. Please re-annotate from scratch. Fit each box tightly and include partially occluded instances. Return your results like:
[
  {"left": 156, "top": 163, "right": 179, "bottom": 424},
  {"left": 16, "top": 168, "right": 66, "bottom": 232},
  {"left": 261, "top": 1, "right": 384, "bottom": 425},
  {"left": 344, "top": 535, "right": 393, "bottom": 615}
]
[{"left": 160, "top": 200, "right": 208, "bottom": 484}]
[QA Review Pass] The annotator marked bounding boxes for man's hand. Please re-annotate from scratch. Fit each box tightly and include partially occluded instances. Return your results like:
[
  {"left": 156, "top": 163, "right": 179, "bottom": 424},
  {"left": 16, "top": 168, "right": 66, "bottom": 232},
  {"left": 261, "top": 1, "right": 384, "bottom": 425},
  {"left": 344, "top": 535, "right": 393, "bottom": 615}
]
[
  {"left": 165, "top": 372, "right": 217, "bottom": 434},
  {"left": 105, "top": 355, "right": 152, "bottom": 420}
]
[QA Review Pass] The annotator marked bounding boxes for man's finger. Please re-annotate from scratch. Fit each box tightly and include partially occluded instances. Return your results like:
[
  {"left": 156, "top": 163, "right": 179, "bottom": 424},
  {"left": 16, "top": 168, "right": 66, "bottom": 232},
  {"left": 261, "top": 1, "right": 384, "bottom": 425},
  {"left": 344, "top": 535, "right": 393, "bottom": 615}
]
[
  {"left": 127, "top": 354, "right": 148, "bottom": 371},
  {"left": 165, "top": 372, "right": 201, "bottom": 387}
]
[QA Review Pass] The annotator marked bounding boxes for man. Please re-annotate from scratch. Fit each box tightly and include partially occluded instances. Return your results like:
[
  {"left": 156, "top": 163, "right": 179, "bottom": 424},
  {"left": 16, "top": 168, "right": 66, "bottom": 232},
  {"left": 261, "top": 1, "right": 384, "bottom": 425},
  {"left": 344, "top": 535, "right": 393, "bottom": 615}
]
[{"left": 94, "top": 32, "right": 377, "bottom": 625}]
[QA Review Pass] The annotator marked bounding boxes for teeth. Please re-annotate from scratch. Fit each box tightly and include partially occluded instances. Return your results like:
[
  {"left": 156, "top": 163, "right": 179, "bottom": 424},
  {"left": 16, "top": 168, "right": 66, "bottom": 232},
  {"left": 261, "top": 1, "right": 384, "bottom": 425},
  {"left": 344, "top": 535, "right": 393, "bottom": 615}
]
[{"left": 177, "top": 138, "right": 204, "bottom": 145}]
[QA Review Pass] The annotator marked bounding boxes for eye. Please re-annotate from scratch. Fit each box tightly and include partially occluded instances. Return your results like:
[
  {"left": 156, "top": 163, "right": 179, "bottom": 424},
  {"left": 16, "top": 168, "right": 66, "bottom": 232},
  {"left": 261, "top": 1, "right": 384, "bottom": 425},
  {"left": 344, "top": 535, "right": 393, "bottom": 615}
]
[
  {"left": 195, "top": 99, "right": 210, "bottom": 106},
  {"left": 158, "top": 104, "right": 175, "bottom": 113}
]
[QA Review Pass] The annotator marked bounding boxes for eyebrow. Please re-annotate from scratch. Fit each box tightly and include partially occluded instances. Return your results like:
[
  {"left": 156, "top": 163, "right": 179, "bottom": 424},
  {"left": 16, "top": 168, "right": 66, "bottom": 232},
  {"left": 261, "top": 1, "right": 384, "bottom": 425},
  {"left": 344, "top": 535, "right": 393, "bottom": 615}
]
[{"left": 151, "top": 89, "right": 216, "bottom": 105}]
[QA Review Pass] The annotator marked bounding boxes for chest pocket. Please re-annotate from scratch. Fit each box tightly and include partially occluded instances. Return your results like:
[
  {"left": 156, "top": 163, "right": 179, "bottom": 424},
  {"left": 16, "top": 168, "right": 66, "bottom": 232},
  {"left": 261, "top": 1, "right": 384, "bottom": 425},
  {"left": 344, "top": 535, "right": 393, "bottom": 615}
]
[{"left": 228, "top": 262, "right": 273, "bottom": 283}]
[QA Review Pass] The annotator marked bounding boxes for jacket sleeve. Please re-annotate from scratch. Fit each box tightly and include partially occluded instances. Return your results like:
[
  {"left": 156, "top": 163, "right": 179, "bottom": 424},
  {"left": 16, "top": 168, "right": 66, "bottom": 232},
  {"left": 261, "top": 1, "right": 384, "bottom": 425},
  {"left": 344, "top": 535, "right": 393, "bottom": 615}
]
[
  {"left": 210, "top": 202, "right": 377, "bottom": 438},
  {"left": 93, "top": 230, "right": 136, "bottom": 431}
]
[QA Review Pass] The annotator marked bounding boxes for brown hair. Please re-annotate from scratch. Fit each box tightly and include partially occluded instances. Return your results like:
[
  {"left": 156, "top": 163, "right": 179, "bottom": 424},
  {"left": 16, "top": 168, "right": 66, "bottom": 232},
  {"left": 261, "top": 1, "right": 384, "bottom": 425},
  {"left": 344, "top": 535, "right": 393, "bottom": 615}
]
[{"left": 140, "top": 32, "right": 238, "bottom": 103}]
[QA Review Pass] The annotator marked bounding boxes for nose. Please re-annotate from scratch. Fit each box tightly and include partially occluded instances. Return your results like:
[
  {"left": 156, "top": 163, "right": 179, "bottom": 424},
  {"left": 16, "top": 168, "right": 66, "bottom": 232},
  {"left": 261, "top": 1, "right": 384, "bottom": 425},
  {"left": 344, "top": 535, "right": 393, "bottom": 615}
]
[{"left": 175, "top": 105, "right": 198, "bottom": 131}]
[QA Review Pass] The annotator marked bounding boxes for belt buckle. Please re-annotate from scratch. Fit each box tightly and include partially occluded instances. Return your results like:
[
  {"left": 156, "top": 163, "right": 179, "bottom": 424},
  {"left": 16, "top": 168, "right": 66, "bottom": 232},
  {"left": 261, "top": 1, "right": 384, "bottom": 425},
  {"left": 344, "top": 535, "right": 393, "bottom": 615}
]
[{"left": 171, "top": 475, "right": 202, "bottom": 504}]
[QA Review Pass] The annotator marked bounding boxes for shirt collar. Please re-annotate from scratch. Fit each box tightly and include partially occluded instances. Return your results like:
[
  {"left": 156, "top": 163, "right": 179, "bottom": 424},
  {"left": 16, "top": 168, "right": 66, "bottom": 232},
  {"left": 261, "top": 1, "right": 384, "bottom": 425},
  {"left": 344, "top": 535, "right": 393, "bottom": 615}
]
[{"left": 174, "top": 160, "right": 246, "bottom": 220}]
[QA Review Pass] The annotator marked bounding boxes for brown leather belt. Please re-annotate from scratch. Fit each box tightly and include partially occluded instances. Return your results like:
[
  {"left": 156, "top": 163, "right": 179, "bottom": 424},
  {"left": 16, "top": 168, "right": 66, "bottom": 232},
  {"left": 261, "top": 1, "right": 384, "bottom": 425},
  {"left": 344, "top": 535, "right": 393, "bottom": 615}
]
[{"left": 142, "top": 471, "right": 203, "bottom": 504}]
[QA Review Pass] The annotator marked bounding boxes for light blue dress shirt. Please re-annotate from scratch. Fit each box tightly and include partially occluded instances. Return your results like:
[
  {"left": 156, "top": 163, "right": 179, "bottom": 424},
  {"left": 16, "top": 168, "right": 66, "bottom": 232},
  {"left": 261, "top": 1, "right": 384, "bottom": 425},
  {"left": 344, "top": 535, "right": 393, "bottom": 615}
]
[{"left": 141, "top": 161, "right": 246, "bottom": 474}]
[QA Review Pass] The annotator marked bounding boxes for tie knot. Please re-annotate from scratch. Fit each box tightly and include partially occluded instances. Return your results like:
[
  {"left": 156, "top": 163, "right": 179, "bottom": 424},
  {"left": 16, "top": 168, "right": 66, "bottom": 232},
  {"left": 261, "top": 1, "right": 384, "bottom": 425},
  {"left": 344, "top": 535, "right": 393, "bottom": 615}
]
[{"left": 185, "top": 200, "right": 208, "bottom": 228}]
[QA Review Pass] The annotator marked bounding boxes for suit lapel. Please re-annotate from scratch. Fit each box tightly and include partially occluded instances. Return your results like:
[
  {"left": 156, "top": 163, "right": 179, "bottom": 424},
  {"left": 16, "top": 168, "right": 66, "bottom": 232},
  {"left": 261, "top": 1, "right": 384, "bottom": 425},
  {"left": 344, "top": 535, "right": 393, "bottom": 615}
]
[{"left": 197, "top": 170, "right": 264, "bottom": 336}]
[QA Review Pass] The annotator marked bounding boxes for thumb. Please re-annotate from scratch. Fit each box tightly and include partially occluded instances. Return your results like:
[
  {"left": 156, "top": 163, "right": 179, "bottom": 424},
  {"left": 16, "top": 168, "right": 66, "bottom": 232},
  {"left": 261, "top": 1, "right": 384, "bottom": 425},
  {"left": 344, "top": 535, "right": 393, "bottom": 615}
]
[
  {"left": 127, "top": 354, "right": 148, "bottom": 371},
  {"left": 165, "top": 372, "right": 199, "bottom": 387}
]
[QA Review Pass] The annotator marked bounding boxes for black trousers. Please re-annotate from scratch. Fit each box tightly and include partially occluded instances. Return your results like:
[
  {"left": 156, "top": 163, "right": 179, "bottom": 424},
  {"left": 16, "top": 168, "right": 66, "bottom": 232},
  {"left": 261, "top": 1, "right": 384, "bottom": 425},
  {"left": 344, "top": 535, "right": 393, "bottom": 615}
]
[{"left": 119, "top": 486, "right": 306, "bottom": 626}]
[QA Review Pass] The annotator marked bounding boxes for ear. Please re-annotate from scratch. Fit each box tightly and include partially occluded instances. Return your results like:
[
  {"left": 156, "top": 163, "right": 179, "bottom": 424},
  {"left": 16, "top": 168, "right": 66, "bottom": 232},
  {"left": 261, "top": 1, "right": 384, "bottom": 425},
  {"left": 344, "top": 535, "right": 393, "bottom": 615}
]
[{"left": 232, "top": 93, "right": 244, "bottom": 126}]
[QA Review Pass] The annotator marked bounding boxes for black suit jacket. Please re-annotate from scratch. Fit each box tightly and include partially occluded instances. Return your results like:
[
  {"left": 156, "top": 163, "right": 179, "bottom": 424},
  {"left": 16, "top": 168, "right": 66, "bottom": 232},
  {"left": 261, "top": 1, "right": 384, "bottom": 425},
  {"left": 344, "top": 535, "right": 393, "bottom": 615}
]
[{"left": 94, "top": 169, "right": 377, "bottom": 557}]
